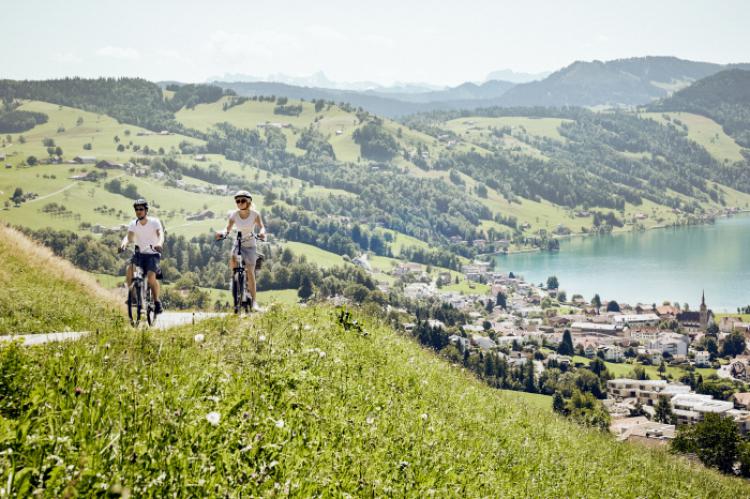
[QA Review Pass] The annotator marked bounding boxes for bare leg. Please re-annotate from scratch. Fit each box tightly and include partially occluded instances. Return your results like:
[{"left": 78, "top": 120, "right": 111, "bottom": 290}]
[
  {"left": 147, "top": 271, "right": 160, "bottom": 301},
  {"left": 126, "top": 263, "right": 134, "bottom": 289},
  {"left": 246, "top": 267, "right": 257, "bottom": 303}
]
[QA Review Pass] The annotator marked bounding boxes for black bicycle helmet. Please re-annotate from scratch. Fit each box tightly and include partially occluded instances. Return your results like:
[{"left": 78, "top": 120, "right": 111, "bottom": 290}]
[{"left": 133, "top": 198, "right": 149, "bottom": 209}]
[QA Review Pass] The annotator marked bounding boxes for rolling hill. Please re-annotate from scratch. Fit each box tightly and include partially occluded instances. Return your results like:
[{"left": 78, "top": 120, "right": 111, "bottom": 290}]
[
  {"left": 0, "top": 224, "right": 123, "bottom": 334},
  {"left": 1, "top": 297, "right": 748, "bottom": 495},
  {"left": 650, "top": 68, "right": 750, "bottom": 148}
]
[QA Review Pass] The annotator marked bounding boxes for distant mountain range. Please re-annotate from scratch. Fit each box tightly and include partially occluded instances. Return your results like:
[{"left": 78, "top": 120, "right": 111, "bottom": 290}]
[{"left": 211, "top": 57, "right": 750, "bottom": 117}]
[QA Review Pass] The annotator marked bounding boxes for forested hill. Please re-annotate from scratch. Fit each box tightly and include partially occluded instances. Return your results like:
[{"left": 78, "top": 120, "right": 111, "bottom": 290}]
[
  {"left": 0, "top": 78, "right": 229, "bottom": 131},
  {"left": 494, "top": 56, "right": 726, "bottom": 108},
  {"left": 650, "top": 69, "right": 750, "bottom": 148}
]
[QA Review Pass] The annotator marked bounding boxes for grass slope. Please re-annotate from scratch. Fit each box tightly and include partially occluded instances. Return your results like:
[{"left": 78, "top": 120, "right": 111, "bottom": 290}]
[
  {"left": 0, "top": 224, "right": 123, "bottom": 334},
  {"left": 1, "top": 305, "right": 746, "bottom": 496},
  {"left": 641, "top": 111, "right": 744, "bottom": 162}
]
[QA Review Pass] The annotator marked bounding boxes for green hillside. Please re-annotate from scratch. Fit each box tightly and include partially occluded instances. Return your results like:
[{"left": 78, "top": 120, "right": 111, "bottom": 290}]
[
  {"left": 2, "top": 304, "right": 747, "bottom": 495},
  {"left": 641, "top": 111, "right": 745, "bottom": 163},
  {"left": 0, "top": 224, "right": 123, "bottom": 334},
  {"left": 650, "top": 69, "right": 750, "bottom": 147}
]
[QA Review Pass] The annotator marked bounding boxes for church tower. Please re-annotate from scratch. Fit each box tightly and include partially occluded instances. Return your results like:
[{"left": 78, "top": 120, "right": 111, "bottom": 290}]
[{"left": 699, "top": 291, "right": 708, "bottom": 330}]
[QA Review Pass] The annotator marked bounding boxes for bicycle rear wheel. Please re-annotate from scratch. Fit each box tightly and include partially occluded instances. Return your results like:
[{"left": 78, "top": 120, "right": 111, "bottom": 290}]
[{"left": 127, "top": 281, "right": 143, "bottom": 326}]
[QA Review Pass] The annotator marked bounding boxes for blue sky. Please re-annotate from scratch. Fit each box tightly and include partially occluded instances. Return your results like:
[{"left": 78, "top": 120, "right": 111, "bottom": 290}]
[{"left": 3, "top": 0, "right": 748, "bottom": 85}]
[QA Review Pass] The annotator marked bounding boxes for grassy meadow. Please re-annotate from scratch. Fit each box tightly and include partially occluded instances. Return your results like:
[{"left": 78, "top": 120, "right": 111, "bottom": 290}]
[
  {"left": 0, "top": 225, "right": 123, "bottom": 334},
  {"left": 1, "top": 303, "right": 748, "bottom": 496}
]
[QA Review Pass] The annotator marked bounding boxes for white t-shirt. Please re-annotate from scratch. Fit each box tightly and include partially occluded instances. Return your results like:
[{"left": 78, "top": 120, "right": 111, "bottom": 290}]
[
  {"left": 128, "top": 217, "right": 163, "bottom": 254},
  {"left": 229, "top": 209, "right": 260, "bottom": 247}
]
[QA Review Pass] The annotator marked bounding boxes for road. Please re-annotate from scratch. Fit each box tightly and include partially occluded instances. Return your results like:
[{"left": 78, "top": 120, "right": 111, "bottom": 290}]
[{"left": 0, "top": 312, "right": 226, "bottom": 346}]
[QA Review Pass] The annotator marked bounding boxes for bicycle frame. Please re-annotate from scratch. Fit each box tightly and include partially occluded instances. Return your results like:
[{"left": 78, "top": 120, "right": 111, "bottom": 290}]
[{"left": 128, "top": 245, "right": 157, "bottom": 326}]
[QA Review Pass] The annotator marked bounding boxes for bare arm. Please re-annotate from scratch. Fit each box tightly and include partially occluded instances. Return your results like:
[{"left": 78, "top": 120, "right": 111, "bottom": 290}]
[
  {"left": 216, "top": 217, "right": 235, "bottom": 239},
  {"left": 120, "top": 231, "right": 134, "bottom": 250},
  {"left": 256, "top": 213, "right": 266, "bottom": 240}
]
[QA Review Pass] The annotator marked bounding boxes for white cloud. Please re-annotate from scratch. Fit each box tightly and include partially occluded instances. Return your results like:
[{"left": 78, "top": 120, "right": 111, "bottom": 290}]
[
  {"left": 52, "top": 52, "right": 83, "bottom": 64},
  {"left": 96, "top": 46, "right": 141, "bottom": 60},
  {"left": 361, "top": 34, "right": 396, "bottom": 49},
  {"left": 304, "top": 25, "right": 347, "bottom": 41},
  {"left": 203, "top": 30, "right": 300, "bottom": 63},
  {"left": 156, "top": 49, "right": 192, "bottom": 64}
]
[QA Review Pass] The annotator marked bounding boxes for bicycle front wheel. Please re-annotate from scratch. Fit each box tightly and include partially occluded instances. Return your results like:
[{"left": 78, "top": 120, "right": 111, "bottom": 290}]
[
  {"left": 145, "top": 285, "right": 156, "bottom": 326},
  {"left": 232, "top": 271, "right": 248, "bottom": 314}
]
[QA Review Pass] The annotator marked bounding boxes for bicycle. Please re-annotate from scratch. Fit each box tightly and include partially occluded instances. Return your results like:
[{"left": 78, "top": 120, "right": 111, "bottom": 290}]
[
  {"left": 125, "top": 245, "right": 160, "bottom": 327},
  {"left": 217, "top": 231, "right": 264, "bottom": 314}
]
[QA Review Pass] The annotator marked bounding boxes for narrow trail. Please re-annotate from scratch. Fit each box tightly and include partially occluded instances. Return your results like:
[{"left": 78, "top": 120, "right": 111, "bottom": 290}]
[{"left": 0, "top": 312, "right": 226, "bottom": 346}]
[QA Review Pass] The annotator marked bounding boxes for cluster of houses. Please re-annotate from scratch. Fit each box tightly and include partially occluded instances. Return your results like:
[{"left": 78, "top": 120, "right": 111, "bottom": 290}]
[{"left": 607, "top": 378, "right": 750, "bottom": 445}]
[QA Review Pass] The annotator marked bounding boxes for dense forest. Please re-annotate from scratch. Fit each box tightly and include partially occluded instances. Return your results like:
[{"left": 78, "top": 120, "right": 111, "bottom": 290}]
[{"left": 0, "top": 78, "right": 228, "bottom": 131}]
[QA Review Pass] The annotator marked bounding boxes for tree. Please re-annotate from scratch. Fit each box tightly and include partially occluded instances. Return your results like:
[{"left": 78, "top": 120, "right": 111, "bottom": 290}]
[
  {"left": 565, "top": 389, "right": 610, "bottom": 430},
  {"left": 629, "top": 366, "right": 649, "bottom": 380},
  {"left": 546, "top": 275, "right": 559, "bottom": 289},
  {"left": 606, "top": 300, "right": 620, "bottom": 312},
  {"left": 672, "top": 412, "right": 740, "bottom": 474},
  {"left": 26, "top": 155, "right": 37, "bottom": 166},
  {"left": 552, "top": 391, "right": 567, "bottom": 414},
  {"left": 297, "top": 275, "right": 313, "bottom": 301},
  {"left": 482, "top": 320, "right": 492, "bottom": 331},
  {"left": 654, "top": 395, "right": 674, "bottom": 424},
  {"left": 495, "top": 291, "right": 506, "bottom": 309},
  {"left": 706, "top": 323, "right": 719, "bottom": 336},
  {"left": 557, "top": 290, "right": 567, "bottom": 303},
  {"left": 589, "top": 357, "right": 606, "bottom": 377},
  {"left": 11, "top": 187, "right": 24, "bottom": 205},
  {"left": 657, "top": 360, "right": 667, "bottom": 376},
  {"left": 591, "top": 294, "right": 601, "bottom": 314},
  {"left": 703, "top": 337, "right": 719, "bottom": 359},
  {"left": 721, "top": 331, "right": 746, "bottom": 357},
  {"left": 558, "top": 329, "right": 574, "bottom": 356}
]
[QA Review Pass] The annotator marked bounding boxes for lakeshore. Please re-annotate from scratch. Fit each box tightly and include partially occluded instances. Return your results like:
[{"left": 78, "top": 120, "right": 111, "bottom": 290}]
[{"left": 495, "top": 213, "right": 750, "bottom": 312}]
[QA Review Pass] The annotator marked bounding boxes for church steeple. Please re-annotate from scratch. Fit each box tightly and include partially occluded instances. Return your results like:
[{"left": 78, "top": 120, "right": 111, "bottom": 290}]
[{"left": 700, "top": 291, "right": 708, "bottom": 330}]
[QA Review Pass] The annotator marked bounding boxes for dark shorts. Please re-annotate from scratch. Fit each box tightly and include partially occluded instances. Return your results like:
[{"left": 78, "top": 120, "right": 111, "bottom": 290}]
[{"left": 132, "top": 253, "right": 161, "bottom": 276}]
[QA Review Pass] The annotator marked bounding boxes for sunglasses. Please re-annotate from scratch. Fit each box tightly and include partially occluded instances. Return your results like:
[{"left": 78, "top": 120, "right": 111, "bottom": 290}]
[
  {"left": 235, "top": 199, "right": 249, "bottom": 205},
  {"left": 134, "top": 207, "right": 146, "bottom": 212}
]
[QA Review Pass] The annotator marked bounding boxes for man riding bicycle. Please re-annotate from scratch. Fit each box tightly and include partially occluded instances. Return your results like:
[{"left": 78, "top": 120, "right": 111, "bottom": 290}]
[
  {"left": 215, "top": 190, "right": 266, "bottom": 311},
  {"left": 120, "top": 198, "right": 164, "bottom": 314}
]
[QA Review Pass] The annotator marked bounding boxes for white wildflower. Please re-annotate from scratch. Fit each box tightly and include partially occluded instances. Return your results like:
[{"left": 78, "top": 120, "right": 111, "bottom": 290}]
[
  {"left": 194, "top": 334, "right": 205, "bottom": 343},
  {"left": 366, "top": 415, "right": 375, "bottom": 425},
  {"left": 275, "top": 419, "right": 285, "bottom": 428},
  {"left": 206, "top": 412, "right": 221, "bottom": 426},
  {"left": 258, "top": 335, "right": 266, "bottom": 342},
  {"left": 420, "top": 413, "right": 429, "bottom": 422}
]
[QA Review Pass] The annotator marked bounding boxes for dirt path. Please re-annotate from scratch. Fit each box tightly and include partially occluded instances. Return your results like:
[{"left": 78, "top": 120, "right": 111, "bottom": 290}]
[{"left": 0, "top": 312, "right": 226, "bottom": 346}]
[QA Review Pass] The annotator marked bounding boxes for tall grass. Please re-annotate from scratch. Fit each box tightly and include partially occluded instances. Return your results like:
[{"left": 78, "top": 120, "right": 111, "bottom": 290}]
[
  {"left": 0, "top": 224, "right": 124, "bottom": 334},
  {"left": 1, "top": 304, "right": 747, "bottom": 496}
]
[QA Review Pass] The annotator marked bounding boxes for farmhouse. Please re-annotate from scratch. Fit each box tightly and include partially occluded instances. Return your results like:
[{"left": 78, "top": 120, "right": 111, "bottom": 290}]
[{"left": 73, "top": 156, "right": 97, "bottom": 164}]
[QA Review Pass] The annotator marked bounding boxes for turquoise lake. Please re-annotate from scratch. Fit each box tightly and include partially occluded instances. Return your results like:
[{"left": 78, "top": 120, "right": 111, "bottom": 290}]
[{"left": 496, "top": 214, "right": 750, "bottom": 312}]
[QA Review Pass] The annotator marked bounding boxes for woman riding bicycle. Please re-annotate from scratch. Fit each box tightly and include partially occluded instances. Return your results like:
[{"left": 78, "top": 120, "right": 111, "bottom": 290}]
[{"left": 215, "top": 190, "right": 266, "bottom": 311}]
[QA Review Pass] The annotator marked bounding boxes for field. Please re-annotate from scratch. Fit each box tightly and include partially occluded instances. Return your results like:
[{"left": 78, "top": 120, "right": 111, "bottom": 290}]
[
  {"left": 0, "top": 225, "right": 123, "bottom": 334},
  {"left": 572, "top": 355, "right": 717, "bottom": 380},
  {"left": 641, "top": 112, "right": 744, "bottom": 163},
  {"left": 443, "top": 116, "right": 572, "bottom": 143},
  {"left": 2, "top": 302, "right": 747, "bottom": 495}
]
